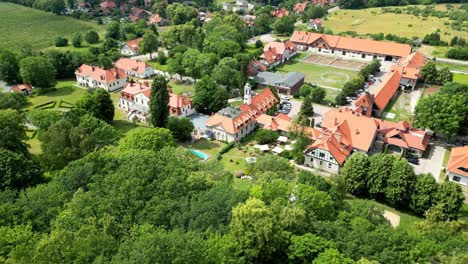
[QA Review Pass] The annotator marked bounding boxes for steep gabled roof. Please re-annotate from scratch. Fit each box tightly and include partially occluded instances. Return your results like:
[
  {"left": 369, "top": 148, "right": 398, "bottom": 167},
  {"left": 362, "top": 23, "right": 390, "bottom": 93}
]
[
  {"left": 373, "top": 70, "right": 401, "bottom": 111},
  {"left": 293, "top": 2, "right": 308, "bottom": 13},
  {"left": 305, "top": 125, "right": 353, "bottom": 166},
  {"left": 374, "top": 119, "right": 429, "bottom": 151},
  {"left": 75, "top": 64, "right": 127, "bottom": 84},
  {"left": 447, "top": 146, "right": 468, "bottom": 177},
  {"left": 115, "top": 58, "right": 152, "bottom": 74},
  {"left": 11, "top": 84, "right": 32, "bottom": 93},
  {"left": 256, "top": 113, "right": 291, "bottom": 132},
  {"left": 391, "top": 51, "right": 427, "bottom": 80},
  {"left": 124, "top": 38, "right": 142, "bottom": 53}
]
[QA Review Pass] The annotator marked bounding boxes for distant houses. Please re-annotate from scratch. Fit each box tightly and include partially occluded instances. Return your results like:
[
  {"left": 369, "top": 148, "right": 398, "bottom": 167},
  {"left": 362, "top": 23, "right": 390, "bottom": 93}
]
[
  {"left": 253, "top": 71, "right": 305, "bottom": 96},
  {"left": 308, "top": 18, "right": 322, "bottom": 30},
  {"left": 148, "top": 14, "right": 167, "bottom": 26},
  {"left": 75, "top": 64, "right": 128, "bottom": 92},
  {"left": 115, "top": 58, "right": 154, "bottom": 78},
  {"left": 120, "top": 38, "right": 142, "bottom": 56}
]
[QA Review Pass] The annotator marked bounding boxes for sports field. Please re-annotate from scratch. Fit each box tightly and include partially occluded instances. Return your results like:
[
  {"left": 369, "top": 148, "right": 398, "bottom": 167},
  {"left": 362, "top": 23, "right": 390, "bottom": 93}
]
[
  {"left": 276, "top": 57, "right": 358, "bottom": 88},
  {"left": 0, "top": 3, "right": 104, "bottom": 51},
  {"left": 323, "top": 5, "right": 468, "bottom": 42}
]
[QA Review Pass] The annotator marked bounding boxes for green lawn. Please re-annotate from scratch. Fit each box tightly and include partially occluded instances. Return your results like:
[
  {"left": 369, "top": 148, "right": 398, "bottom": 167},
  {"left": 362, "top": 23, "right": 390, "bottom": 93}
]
[
  {"left": 436, "top": 62, "right": 468, "bottom": 73},
  {"left": 168, "top": 80, "right": 195, "bottom": 95},
  {"left": 276, "top": 58, "right": 358, "bottom": 88},
  {"left": 180, "top": 139, "right": 226, "bottom": 158},
  {"left": 26, "top": 131, "right": 41, "bottom": 155},
  {"left": 347, "top": 198, "right": 422, "bottom": 235},
  {"left": 147, "top": 60, "right": 169, "bottom": 72},
  {"left": 382, "top": 91, "right": 412, "bottom": 122},
  {"left": 0, "top": 2, "right": 104, "bottom": 51},
  {"left": 453, "top": 73, "right": 468, "bottom": 85},
  {"left": 324, "top": 5, "right": 468, "bottom": 42},
  {"left": 26, "top": 80, "right": 88, "bottom": 110}
]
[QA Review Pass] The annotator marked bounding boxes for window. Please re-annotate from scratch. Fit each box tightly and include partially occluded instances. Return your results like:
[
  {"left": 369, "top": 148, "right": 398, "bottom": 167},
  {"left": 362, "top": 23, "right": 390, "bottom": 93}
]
[
  {"left": 319, "top": 152, "right": 325, "bottom": 158},
  {"left": 319, "top": 161, "right": 323, "bottom": 165},
  {"left": 453, "top": 176, "right": 461, "bottom": 182},
  {"left": 327, "top": 163, "right": 332, "bottom": 169},
  {"left": 361, "top": 54, "right": 366, "bottom": 59},
  {"left": 342, "top": 51, "right": 346, "bottom": 55}
]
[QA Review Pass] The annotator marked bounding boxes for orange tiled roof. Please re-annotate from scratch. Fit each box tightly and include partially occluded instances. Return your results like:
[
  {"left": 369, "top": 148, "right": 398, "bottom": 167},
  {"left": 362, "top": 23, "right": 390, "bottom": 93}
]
[
  {"left": 264, "top": 41, "right": 296, "bottom": 56},
  {"left": 11, "top": 84, "right": 32, "bottom": 93},
  {"left": 322, "top": 107, "right": 378, "bottom": 152},
  {"left": 293, "top": 2, "right": 307, "bottom": 13},
  {"left": 447, "top": 146, "right": 468, "bottom": 177},
  {"left": 261, "top": 48, "right": 282, "bottom": 65},
  {"left": 290, "top": 31, "right": 412, "bottom": 57},
  {"left": 373, "top": 70, "right": 401, "bottom": 111},
  {"left": 169, "top": 93, "right": 192, "bottom": 109},
  {"left": 75, "top": 64, "right": 127, "bottom": 84},
  {"left": 374, "top": 119, "right": 429, "bottom": 151},
  {"left": 391, "top": 51, "right": 427, "bottom": 80},
  {"left": 115, "top": 58, "right": 151, "bottom": 74},
  {"left": 100, "top": 0, "right": 116, "bottom": 9},
  {"left": 248, "top": 59, "right": 267, "bottom": 76},
  {"left": 305, "top": 124, "right": 353, "bottom": 165},
  {"left": 256, "top": 113, "right": 291, "bottom": 132},
  {"left": 125, "top": 38, "right": 142, "bottom": 53},
  {"left": 205, "top": 88, "right": 279, "bottom": 134},
  {"left": 271, "top": 8, "right": 289, "bottom": 18},
  {"left": 121, "top": 81, "right": 150, "bottom": 98},
  {"left": 148, "top": 14, "right": 165, "bottom": 24},
  {"left": 354, "top": 92, "right": 374, "bottom": 110}
]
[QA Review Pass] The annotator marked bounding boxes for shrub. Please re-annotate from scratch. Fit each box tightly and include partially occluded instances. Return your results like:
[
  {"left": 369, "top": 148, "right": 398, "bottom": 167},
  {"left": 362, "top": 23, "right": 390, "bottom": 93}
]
[
  {"left": 219, "top": 142, "right": 235, "bottom": 155},
  {"left": 255, "top": 39, "right": 263, "bottom": 49},
  {"left": 84, "top": 31, "right": 99, "bottom": 44},
  {"left": 158, "top": 51, "right": 167, "bottom": 65},
  {"left": 255, "top": 129, "right": 279, "bottom": 144},
  {"left": 54, "top": 37, "right": 68, "bottom": 47}
]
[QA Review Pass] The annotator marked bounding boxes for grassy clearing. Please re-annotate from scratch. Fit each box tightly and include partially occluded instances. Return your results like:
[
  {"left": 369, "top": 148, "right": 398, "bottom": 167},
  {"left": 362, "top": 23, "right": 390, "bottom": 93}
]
[
  {"left": 168, "top": 80, "right": 195, "bottom": 95},
  {"left": 180, "top": 139, "right": 226, "bottom": 158},
  {"left": 26, "top": 131, "right": 42, "bottom": 155},
  {"left": 347, "top": 198, "right": 422, "bottom": 235},
  {"left": 0, "top": 3, "right": 104, "bottom": 51},
  {"left": 453, "top": 73, "right": 468, "bottom": 85},
  {"left": 417, "top": 45, "right": 450, "bottom": 58},
  {"left": 435, "top": 62, "right": 468, "bottom": 73},
  {"left": 324, "top": 5, "right": 468, "bottom": 42},
  {"left": 383, "top": 91, "right": 412, "bottom": 122},
  {"left": 276, "top": 57, "right": 358, "bottom": 88},
  {"left": 147, "top": 60, "right": 169, "bottom": 72},
  {"left": 26, "top": 80, "right": 88, "bottom": 110}
]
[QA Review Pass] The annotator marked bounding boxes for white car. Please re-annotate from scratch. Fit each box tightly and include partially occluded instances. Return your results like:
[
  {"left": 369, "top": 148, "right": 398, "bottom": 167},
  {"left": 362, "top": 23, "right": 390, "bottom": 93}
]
[{"left": 281, "top": 95, "right": 289, "bottom": 100}]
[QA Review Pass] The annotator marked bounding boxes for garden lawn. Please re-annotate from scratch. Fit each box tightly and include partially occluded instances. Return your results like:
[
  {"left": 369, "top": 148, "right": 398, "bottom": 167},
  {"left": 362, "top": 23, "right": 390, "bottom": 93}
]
[
  {"left": 26, "top": 131, "right": 41, "bottom": 155},
  {"left": 109, "top": 92, "right": 147, "bottom": 136},
  {"left": 0, "top": 2, "right": 104, "bottom": 51},
  {"left": 180, "top": 139, "right": 226, "bottom": 158},
  {"left": 147, "top": 60, "right": 169, "bottom": 72},
  {"left": 382, "top": 91, "right": 412, "bottom": 122},
  {"left": 453, "top": 73, "right": 468, "bottom": 85},
  {"left": 347, "top": 198, "right": 422, "bottom": 235},
  {"left": 26, "top": 80, "right": 87, "bottom": 110},
  {"left": 168, "top": 80, "right": 195, "bottom": 95},
  {"left": 324, "top": 5, "right": 468, "bottom": 42},
  {"left": 276, "top": 58, "right": 358, "bottom": 88}
]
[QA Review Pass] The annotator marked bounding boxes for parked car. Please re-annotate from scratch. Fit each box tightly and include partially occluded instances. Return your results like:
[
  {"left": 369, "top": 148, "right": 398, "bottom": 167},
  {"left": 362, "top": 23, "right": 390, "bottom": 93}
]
[
  {"left": 281, "top": 95, "right": 289, "bottom": 100},
  {"left": 406, "top": 157, "right": 419, "bottom": 165}
]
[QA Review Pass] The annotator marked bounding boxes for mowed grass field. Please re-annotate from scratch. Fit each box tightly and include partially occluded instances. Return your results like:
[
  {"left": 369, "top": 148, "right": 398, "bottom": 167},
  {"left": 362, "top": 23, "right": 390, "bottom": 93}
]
[
  {"left": 323, "top": 5, "right": 468, "bottom": 42},
  {"left": 276, "top": 57, "right": 358, "bottom": 88},
  {"left": 0, "top": 2, "right": 104, "bottom": 51},
  {"left": 453, "top": 73, "right": 468, "bottom": 85}
]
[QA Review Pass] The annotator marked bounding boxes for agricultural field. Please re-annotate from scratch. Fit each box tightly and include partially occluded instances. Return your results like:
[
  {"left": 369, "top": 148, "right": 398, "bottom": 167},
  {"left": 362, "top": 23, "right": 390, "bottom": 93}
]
[
  {"left": 323, "top": 5, "right": 468, "bottom": 42},
  {"left": 0, "top": 2, "right": 104, "bottom": 51}
]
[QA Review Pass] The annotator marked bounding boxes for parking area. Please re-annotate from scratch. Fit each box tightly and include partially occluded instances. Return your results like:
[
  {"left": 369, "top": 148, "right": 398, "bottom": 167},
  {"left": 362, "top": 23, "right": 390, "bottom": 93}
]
[{"left": 410, "top": 145, "right": 446, "bottom": 182}]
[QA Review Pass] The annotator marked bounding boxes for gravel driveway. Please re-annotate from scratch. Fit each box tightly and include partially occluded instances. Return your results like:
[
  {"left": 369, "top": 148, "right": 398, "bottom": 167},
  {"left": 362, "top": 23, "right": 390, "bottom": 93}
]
[{"left": 411, "top": 145, "right": 445, "bottom": 182}]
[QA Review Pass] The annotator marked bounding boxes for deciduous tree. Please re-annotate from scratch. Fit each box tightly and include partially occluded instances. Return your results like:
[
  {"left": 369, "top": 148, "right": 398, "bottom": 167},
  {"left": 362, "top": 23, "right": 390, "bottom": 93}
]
[
  {"left": 167, "top": 117, "right": 194, "bottom": 141},
  {"left": 84, "top": 31, "right": 99, "bottom": 44},
  {"left": 139, "top": 30, "right": 159, "bottom": 59},
  {"left": 385, "top": 158, "right": 416, "bottom": 207},
  {"left": 410, "top": 173, "right": 438, "bottom": 215},
  {"left": 192, "top": 76, "right": 228, "bottom": 114},
  {"left": 120, "top": 127, "right": 175, "bottom": 152},
  {"left": 19, "top": 56, "right": 56, "bottom": 88},
  {"left": 341, "top": 152, "right": 370, "bottom": 196},
  {"left": 75, "top": 89, "right": 115, "bottom": 123},
  {"left": 0, "top": 109, "right": 27, "bottom": 153},
  {"left": 0, "top": 149, "right": 43, "bottom": 191},
  {"left": 0, "top": 49, "right": 20, "bottom": 83}
]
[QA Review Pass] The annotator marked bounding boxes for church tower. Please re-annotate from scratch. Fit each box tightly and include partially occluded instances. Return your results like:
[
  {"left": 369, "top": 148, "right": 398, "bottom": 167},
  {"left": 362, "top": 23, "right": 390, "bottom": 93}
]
[{"left": 243, "top": 82, "right": 252, "bottom": 105}]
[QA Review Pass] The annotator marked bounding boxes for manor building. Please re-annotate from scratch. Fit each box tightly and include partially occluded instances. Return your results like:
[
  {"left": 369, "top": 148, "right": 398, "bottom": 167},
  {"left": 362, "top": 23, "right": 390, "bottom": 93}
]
[
  {"left": 75, "top": 64, "right": 127, "bottom": 92},
  {"left": 290, "top": 31, "right": 412, "bottom": 62}
]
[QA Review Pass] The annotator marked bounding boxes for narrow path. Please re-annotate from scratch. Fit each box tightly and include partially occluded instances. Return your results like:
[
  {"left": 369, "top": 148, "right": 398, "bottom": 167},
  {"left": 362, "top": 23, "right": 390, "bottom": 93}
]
[{"left": 435, "top": 57, "right": 468, "bottom": 66}]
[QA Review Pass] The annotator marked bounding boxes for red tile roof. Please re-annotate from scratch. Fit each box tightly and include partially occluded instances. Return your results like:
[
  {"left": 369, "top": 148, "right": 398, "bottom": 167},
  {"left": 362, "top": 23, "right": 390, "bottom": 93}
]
[
  {"left": 125, "top": 38, "right": 142, "bottom": 53},
  {"left": 374, "top": 119, "right": 429, "bottom": 151},
  {"left": 373, "top": 70, "right": 401, "bottom": 111},
  {"left": 100, "top": 0, "right": 116, "bottom": 9},
  {"left": 290, "top": 31, "right": 412, "bottom": 57},
  {"left": 148, "top": 14, "right": 165, "bottom": 24},
  {"left": 11, "top": 84, "right": 32, "bottom": 93},
  {"left": 256, "top": 113, "right": 291, "bottom": 132},
  {"left": 322, "top": 107, "right": 378, "bottom": 152},
  {"left": 115, "top": 58, "right": 151, "bottom": 74},
  {"left": 75, "top": 64, "right": 127, "bottom": 84},
  {"left": 293, "top": 2, "right": 307, "bottom": 13},
  {"left": 354, "top": 92, "right": 374, "bottom": 117},
  {"left": 271, "top": 8, "right": 289, "bottom": 18},
  {"left": 120, "top": 81, "right": 151, "bottom": 99},
  {"left": 248, "top": 59, "right": 267, "bottom": 77},
  {"left": 169, "top": 93, "right": 192, "bottom": 116},
  {"left": 391, "top": 51, "right": 427, "bottom": 80},
  {"left": 447, "top": 146, "right": 468, "bottom": 177},
  {"left": 205, "top": 88, "right": 279, "bottom": 134}
]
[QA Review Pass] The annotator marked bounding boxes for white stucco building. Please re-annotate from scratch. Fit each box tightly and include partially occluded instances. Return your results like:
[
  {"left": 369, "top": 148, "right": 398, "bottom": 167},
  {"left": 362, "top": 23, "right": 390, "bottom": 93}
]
[{"left": 75, "top": 64, "right": 128, "bottom": 92}]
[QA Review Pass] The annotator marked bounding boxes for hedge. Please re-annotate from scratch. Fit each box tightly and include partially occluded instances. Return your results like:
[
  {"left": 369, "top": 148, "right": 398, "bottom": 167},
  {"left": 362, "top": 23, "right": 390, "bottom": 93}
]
[
  {"left": 59, "top": 100, "right": 74, "bottom": 108},
  {"left": 219, "top": 142, "right": 235, "bottom": 155},
  {"left": 34, "top": 101, "right": 56, "bottom": 109}
]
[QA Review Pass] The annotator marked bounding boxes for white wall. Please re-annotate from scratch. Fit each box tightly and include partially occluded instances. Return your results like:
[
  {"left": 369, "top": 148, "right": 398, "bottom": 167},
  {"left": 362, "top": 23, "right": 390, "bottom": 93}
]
[
  {"left": 448, "top": 172, "right": 468, "bottom": 186},
  {"left": 304, "top": 155, "right": 340, "bottom": 173}
]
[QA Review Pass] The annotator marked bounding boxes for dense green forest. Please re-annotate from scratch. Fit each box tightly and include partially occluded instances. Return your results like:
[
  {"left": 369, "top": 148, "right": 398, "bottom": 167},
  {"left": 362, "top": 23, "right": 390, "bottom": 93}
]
[{"left": 0, "top": 103, "right": 467, "bottom": 263}]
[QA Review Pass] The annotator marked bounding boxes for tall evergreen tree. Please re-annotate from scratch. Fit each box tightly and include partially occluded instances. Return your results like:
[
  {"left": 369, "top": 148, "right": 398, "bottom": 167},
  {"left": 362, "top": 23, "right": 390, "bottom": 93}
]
[{"left": 149, "top": 75, "right": 169, "bottom": 128}]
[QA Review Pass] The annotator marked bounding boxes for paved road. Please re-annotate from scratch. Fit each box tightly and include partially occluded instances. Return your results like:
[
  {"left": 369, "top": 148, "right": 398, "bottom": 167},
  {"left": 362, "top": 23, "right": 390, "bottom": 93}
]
[
  {"left": 411, "top": 145, "right": 445, "bottom": 182},
  {"left": 247, "top": 32, "right": 275, "bottom": 44}
]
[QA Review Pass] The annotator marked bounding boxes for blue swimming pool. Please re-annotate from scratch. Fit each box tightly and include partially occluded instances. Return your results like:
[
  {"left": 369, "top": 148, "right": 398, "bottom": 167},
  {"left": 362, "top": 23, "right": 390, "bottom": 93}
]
[{"left": 191, "top": 149, "right": 208, "bottom": 160}]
